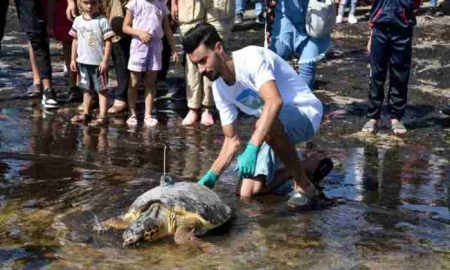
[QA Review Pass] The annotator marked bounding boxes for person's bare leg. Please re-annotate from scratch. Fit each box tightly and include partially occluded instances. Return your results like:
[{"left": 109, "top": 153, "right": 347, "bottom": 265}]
[
  {"left": 128, "top": 72, "right": 140, "bottom": 118},
  {"left": 98, "top": 90, "right": 108, "bottom": 119},
  {"left": 236, "top": 176, "right": 266, "bottom": 198},
  {"left": 265, "top": 119, "right": 318, "bottom": 198},
  {"left": 83, "top": 91, "right": 93, "bottom": 116},
  {"left": 143, "top": 71, "right": 157, "bottom": 119},
  {"left": 28, "top": 42, "right": 41, "bottom": 86}
]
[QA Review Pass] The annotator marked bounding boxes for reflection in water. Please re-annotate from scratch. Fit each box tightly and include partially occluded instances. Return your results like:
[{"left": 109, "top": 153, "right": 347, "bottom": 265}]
[{"left": 0, "top": 102, "right": 449, "bottom": 269}]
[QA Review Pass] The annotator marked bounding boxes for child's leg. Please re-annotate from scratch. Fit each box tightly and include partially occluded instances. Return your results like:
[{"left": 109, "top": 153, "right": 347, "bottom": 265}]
[
  {"left": 349, "top": 0, "right": 358, "bottom": 17},
  {"left": 83, "top": 91, "right": 93, "bottom": 116},
  {"left": 143, "top": 71, "right": 158, "bottom": 127},
  {"left": 128, "top": 71, "right": 140, "bottom": 117},
  {"left": 98, "top": 89, "right": 108, "bottom": 119},
  {"left": 387, "top": 29, "right": 412, "bottom": 134},
  {"left": 367, "top": 26, "right": 389, "bottom": 121},
  {"left": 337, "top": 0, "right": 348, "bottom": 17}
]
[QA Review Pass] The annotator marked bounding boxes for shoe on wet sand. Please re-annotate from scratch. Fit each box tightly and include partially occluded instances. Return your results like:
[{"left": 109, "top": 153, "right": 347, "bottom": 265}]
[
  {"left": 25, "top": 84, "right": 42, "bottom": 98},
  {"left": 41, "top": 88, "right": 60, "bottom": 109}
]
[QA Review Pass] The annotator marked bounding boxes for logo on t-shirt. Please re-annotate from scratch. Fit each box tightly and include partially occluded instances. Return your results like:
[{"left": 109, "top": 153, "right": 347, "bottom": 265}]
[{"left": 236, "top": 89, "right": 263, "bottom": 110}]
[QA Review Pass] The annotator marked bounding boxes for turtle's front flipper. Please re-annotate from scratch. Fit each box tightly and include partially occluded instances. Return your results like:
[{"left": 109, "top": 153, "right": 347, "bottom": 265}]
[
  {"left": 95, "top": 217, "right": 131, "bottom": 233},
  {"left": 174, "top": 225, "right": 217, "bottom": 252}
]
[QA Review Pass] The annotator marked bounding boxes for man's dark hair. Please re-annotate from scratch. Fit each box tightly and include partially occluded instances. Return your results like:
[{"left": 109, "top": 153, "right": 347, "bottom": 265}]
[{"left": 182, "top": 23, "right": 223, "bottom": 54}]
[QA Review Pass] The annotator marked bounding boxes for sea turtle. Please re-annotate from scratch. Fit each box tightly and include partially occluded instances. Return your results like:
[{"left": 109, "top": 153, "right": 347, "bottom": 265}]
[{"left": 97, "top": 176, "right": 232, "bottom": 248}]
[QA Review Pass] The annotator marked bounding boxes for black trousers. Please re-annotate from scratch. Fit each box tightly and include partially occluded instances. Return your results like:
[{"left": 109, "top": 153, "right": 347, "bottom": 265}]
[
  {"left": 367, "top": 24, "right": 413, "bottom": 120},
  {"left": 157, "top": 35, "right": 172, "bottom": 82},
  {"left": 0, "top": 0, "right": 9, "bottom": 43},
  {"left": 111, "top": 36, "right": 131, "bottom": 102},
  {"left": 15, "top": 0, "right": 52, "bottom": 79}
]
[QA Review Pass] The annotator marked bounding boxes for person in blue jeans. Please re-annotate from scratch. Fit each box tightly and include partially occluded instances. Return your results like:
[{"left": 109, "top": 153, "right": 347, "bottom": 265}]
[
  {"left": 268, "top": 0, "right": 331, "bottom": 89},
  {"left": 235, "top": 0, "right": 266, "bottom": 24}
]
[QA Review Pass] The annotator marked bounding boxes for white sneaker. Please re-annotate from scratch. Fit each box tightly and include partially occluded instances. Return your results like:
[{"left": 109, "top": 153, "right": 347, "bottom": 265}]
[
  {"left": 336, "top": 15, "right": 343, "bottom": 24},
  {"left": 348, "top": 15, "right": 358, "bottom": 24},
  {"left": 41, "top": 88, "right": 60, "bottom": 109}
]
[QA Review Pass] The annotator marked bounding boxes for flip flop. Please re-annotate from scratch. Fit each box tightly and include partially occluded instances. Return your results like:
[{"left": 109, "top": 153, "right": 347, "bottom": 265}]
[
  {"left": 361, "top": 120, "right": 378, "bottom": 134},
  {"left": 391, "top": 121, "right": 407, "bottom": 136},
  {"left": 310, "top": 158, "right": 333, "bottom": 190}
]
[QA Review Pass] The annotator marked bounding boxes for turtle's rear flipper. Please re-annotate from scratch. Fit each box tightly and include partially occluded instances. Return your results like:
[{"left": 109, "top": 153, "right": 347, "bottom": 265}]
[{"left": 174, "top": 226, "right": 219, "bottom": 253}]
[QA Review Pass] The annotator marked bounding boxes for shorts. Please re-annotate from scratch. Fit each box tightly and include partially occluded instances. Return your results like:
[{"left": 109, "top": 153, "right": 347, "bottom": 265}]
[
  {"left": 128, "top": 39, "right": 163, "bottom": 72},
  {"left": 253, "top": 105, "right": 317, "bottom": 195},
  {"left": 78, "top": 63, "right": 108, "bottom": 92}
]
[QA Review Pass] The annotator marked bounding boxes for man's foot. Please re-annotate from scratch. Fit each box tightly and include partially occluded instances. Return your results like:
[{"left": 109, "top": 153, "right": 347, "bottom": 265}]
[
  {"left": 25, "top": 84, "right": 42, "bottom": 98},
  {"left": 336, "top": 15, "right": 343, "bottom": 24},
  {"left": 41, "top": 88, "right": 60, "bottom": 109},
  {"left": 255, "top": 13, "right": 265, "bottom": 25},
  {"left": 235, "top": 13, "right": 244, "bottom": 24},
  {"left": 67, "top": 86, "right": 83, "bottom": 103},
  {"left": 348, "top": 15, "right": 358, "bottom": 24},
  {"left": 200, "top": 109, "right": 214, "bottom": 126},
  {"left": 182, "top": 109, "right": 199, "bottom": 126},
  {"left": 391, "top": 119, "right": 407, "bottom": 136},
  {"left": 107, "top": 100, "right": 127, "bottom": 114},
  {"left": 144, "top": 115, "right": 158, "bottom": 128},
  {"left": 361, "top": 119, "right": 378, "bottom": 134}
]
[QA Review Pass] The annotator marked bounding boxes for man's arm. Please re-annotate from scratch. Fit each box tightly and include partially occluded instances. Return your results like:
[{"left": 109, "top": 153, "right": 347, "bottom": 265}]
[
  {"left": 66, "top": 0, "right": 77, "bottom": 21},
  {"left": 198, "top": 123, "right": 241, "bottom": 188},
  {"left": 210, "top": 123, "right": 241, "bottom": 175},
  {"left": 249, "top": 80, "right": 283, "bottom": 146}
]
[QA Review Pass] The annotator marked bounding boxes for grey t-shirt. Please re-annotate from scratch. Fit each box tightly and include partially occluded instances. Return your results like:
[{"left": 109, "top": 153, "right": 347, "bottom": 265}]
[{"left": 69, "top": 15, "right": 115, "bottom": 65}]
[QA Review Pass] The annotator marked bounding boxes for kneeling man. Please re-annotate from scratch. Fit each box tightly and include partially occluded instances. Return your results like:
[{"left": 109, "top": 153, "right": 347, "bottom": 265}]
[{"left": 182, "top": 23, "right": 333, "bottom": 207}]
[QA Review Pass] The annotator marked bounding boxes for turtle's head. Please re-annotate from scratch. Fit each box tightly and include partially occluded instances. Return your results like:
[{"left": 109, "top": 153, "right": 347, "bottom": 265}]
[{"left": 122, "top": 203, "right": 169, "bottom": 246}]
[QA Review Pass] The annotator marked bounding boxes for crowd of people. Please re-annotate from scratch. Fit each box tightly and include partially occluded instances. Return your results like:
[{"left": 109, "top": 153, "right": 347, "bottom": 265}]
[{"left": 0, "top": 0, "right": 449, "bottom": 208}]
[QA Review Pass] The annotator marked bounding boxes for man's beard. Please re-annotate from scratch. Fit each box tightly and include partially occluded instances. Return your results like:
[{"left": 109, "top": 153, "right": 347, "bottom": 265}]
[{"left": 202, "top": 70, "right": 219, "bottom": 81}]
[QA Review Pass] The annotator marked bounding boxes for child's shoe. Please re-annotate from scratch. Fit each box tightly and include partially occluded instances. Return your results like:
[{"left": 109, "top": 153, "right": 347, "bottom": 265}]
[
  {"left": 348, "top": 15, "right": 358, "bottom": 24},
  {"left": 126, "top": 115, "right": 138, "bottom": 127},
  {"left": 336, "top": 15, "right": 343, "bottom": 24}
]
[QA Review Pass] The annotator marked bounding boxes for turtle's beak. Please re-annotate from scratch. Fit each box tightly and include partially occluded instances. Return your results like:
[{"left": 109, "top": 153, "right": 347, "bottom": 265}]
[{"left": 122, "top": 229, "right": 142, "bottom": 247}]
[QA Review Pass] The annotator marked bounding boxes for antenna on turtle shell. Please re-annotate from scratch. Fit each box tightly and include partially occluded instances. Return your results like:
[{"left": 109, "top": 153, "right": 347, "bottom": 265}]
[{"left": 163, "top": 144, "right": 167, "bottom": 178}]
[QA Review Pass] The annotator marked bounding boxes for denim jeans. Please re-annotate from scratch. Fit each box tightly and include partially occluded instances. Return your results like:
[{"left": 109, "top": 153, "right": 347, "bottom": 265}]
[
  {"left": 338, "top": 0, "right": 358, "bottom": 16},
  {"left": 236, "top": 0, "right": 265, "bottom": 16},
  {"left": 270, "top": 0, "right": 331, "bottom": 89},
  {"left": 430, "top": 0, "right": 438, "bottom": 7},
  {"left": 253, "top": 105, "right": 317, "bottom": 195}
]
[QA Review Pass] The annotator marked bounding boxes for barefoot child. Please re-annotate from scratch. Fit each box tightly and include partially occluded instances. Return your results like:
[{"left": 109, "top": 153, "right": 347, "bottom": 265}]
[
  {"left": 123, "top": 0, "right": 178, "bottom": 128},
  {"left": 70, "top": 0, "right": 115, "bottom": 125}
]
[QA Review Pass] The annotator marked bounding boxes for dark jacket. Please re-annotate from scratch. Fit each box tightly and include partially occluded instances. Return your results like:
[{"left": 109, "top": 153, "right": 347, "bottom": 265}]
[{"left": 369, "top": 0, "right": 421, "bottom": 29}]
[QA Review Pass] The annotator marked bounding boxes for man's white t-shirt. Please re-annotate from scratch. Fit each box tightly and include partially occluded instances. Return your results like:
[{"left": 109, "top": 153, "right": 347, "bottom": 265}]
[{"left": 212, "top": 46, "right": 323, "bottom": 132}]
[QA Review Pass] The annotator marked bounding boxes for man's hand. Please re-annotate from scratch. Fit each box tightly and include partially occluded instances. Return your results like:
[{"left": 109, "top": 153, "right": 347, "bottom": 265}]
[
  {"left": 237, "top": 143, "right": 260, "bottom": 179},
  {"left": 66, "top": 0, "right": 77, "bottom": 21},
  {"left": 138, "top": 31, "right": 152, "bottom": 43},
  {"left": 70, "top": 60, "right": 77, "bottom": 72},
  {"left": 198, "top": 170, "right": 219, "bottom": 189},
  {"left": 99, "top": 60, "right": 108, "bottom": 74}
]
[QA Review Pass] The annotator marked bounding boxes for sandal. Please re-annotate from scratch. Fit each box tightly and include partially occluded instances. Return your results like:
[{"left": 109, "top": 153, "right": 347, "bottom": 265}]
[
  {"left": 107, "top": 103, "right": 127, "bottom": 114},
  {"left": 71, "top": 113, "right": 92, "bottom": 123},
  {"left": 90, "top": 116, "right": 107, "bottom": 126},
  {"left": 361, "top": 120, "right": 378, "bottom": 134},
  {"left": 391, "top": 121, "right": 407, "bottom": 136},
  {"left": 144, "top": 116, "right": 158, "bottom": 128},
  {"left": 126, "top": 115, "right": 138, "bottom": 127}
]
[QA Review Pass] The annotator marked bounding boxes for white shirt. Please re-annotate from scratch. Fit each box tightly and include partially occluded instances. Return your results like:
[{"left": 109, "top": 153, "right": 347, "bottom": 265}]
[
  {"left": 212, "top": 46, "right": 323, "bottom": 132},
  {"left": 69, "top": 15, "right": 115, "bottom": 65}
]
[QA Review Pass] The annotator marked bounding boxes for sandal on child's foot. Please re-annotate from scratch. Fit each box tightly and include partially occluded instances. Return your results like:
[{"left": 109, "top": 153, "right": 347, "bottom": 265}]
[
  {"left": 361, "top": 120, "right": 378, "bottom": 134},
  {"left": 71, "top": 113, "right": 92, "bottom": 123},
  {"left": 126, "top": 115, "right": 138, "bottom": 127},
  {"left": 144, "top": 116, "right": 158, "bottom": 128},
  {"left": 391, "top": 121, "right": 407, "bottom": 136},
  {"left": 90, "top": 116, "right": 107, "bottom": 126}
]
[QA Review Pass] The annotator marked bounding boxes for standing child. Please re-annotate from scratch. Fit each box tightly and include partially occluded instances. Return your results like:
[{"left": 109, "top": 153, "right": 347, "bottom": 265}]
[
  {"left": 336, "top": 0, "right": 359, "bottom": 24},
  {"left": 69, "top": 0, "right": 115, "bottom": 125},
  {"left": 362, "top": 0, "right": 421, "bottom": 136},
  {"left": 123, "top": 0, "right": 178, "bottom": 128}
]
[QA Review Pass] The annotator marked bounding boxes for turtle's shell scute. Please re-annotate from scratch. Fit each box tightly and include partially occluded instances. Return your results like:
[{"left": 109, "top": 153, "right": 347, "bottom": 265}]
[{"left": 127, "top": 182, "right": 232, "bottom": 226}]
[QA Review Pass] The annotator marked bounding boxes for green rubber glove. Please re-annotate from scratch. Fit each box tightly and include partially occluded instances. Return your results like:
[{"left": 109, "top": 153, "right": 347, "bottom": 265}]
[
  {"left": 237, "top": 143, "right": 260, "bottom": 179},
  {"left": 197, "top": 170, "right": 219, "bottom": 189}
]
